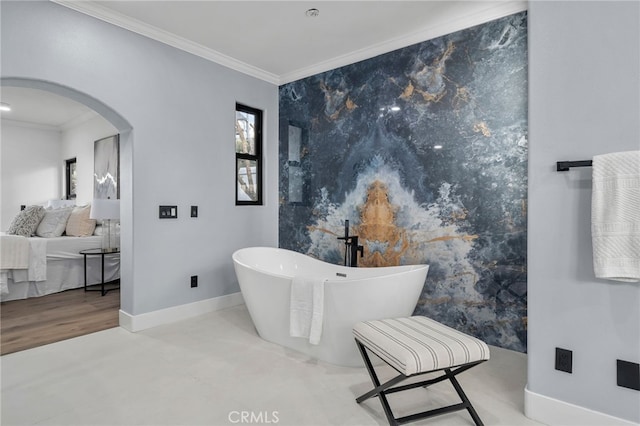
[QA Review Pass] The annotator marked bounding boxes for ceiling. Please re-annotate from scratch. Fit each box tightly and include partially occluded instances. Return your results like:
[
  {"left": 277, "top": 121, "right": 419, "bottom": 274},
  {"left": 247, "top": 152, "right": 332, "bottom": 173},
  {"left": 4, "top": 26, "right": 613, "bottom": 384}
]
[
  {"left": 55, "top": 0, "right": 527, "bottom": 84},
  {"left": 1, "top": 1, "right": 526, "bottom": 126},
  {"left": 0, "top": 86, "right": 97, "bottom": 130}
]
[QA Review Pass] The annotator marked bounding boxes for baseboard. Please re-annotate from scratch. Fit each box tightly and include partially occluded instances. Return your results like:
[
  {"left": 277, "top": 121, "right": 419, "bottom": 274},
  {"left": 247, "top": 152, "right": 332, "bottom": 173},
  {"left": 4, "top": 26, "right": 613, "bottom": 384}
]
[
  {"left": 119, "top": 292, "right": 244, "bottom": 332},
  {"left": 524, "top": 386, "right": 639, "bottom": 426}
]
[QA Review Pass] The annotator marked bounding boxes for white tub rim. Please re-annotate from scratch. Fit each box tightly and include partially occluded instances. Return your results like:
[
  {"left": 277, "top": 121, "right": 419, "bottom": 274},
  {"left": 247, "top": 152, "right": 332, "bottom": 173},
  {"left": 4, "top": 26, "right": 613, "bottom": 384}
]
[{"left": 232, "top": 246, "right": 429, "bottom": 282}]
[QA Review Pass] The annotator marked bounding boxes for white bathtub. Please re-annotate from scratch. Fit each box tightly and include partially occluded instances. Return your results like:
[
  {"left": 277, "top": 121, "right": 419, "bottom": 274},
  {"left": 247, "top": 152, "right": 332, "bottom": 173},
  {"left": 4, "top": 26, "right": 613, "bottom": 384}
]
[{"left": 232, "top": 247, "right": 429, "bottom": 367}]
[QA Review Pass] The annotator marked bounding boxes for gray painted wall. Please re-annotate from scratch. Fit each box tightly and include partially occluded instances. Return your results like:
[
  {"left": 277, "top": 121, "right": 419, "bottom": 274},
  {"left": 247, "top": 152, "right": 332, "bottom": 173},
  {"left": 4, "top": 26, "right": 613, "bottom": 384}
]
[
  {"left": 528, "top": 1, "right": 639, "bottom": 422},
  {"left": 1, "top": 1, "right": 279, "bottom": 315},
  {"left": 60, "top": 115, "right": 119, "bottom": 206},
  {"left": 0, "top": 114, "right": 116, "bottom": 229},
  {"left": 1, "top": 122, "right": 62, "bottom": 229}
]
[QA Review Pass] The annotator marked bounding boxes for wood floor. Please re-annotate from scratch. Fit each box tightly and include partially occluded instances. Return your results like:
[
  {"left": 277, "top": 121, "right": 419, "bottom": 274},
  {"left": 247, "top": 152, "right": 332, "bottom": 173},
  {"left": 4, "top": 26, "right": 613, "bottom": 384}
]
[{"left": 1, "top": 286, "right": 120, "bottom": 356}]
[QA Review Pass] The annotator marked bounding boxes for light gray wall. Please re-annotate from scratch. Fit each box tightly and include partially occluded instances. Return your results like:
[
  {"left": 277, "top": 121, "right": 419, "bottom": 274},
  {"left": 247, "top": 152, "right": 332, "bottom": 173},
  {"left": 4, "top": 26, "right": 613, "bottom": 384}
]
[
  {"left": 0, "top": 122, "right": 62, "bottom": 229},
  {"left": 1, "top": 114, "right": 117, "bottom": 228},
  {"left": 1, "top": 1, "right": 279, "bottom": 315},
  {"left": 60, "top": 114, "right": 118, "bottom": 205},
  {"left": 528, "top": 1, "right": 639, "bottom": 422}
]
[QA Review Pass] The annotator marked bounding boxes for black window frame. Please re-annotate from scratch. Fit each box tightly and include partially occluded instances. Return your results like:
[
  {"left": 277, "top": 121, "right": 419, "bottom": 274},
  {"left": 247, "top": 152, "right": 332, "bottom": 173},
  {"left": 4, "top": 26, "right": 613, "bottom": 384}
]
[
  {"left": 235, "top": 103, "right": 263, "bottom": 205},
  {"left": 65, "top": 157, "right": 77, "bottom": 200}
]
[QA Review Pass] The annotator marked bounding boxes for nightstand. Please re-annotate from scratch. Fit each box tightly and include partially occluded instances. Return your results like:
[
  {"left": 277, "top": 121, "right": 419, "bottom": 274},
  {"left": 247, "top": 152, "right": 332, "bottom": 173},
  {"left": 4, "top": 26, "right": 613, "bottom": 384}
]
[{"left": 79, "top": 248, "right": 120, "bottom": 296}]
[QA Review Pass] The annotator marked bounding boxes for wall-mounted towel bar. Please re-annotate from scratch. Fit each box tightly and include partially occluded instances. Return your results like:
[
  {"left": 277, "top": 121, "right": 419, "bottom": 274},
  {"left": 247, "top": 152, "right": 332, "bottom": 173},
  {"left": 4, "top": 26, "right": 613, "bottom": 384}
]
[{"left": 556, "top": 160, "right": 593, "bottom": 172}]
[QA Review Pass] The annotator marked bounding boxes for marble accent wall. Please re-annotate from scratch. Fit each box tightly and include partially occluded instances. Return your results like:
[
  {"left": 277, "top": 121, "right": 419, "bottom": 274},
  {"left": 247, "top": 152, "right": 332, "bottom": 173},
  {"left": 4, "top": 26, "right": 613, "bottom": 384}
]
[{"left": 279, "top": 12, "right": 528, "bottom": 352}]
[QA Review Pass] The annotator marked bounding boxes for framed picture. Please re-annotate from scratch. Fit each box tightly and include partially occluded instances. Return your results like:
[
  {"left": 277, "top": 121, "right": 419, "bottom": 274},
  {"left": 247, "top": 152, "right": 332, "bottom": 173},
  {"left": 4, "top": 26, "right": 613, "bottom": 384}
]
[{"left": 94, "top": 134, "right": 120, "bottom": 199}]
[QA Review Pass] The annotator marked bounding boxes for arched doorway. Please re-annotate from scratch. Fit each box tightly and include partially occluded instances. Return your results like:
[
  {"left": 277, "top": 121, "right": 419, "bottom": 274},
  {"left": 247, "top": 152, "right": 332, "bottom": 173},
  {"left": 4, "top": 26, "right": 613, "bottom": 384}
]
[{"left": 1, "top": 77, "right": 133, "bottom": 320}]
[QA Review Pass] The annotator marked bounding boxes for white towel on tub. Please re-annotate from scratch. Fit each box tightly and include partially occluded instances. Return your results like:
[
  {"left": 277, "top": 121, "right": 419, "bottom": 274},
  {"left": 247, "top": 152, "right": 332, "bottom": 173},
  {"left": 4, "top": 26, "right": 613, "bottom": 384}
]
[
  {"left": 290, "top": 275, "right": 326, "bottom": 345},
  {"left": 591, "top": 150, "right": 640, "bottom": 282}
]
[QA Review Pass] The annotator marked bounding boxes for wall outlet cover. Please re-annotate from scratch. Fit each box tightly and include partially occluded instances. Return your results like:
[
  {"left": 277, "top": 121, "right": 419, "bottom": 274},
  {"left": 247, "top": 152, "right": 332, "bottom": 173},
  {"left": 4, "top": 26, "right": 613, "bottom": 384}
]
[
  {"left": 191, "top": 206, "right": 198, "bottom": 217},
  {"left": 555, "top": 347, "right": 573, "bottom": 374},
  {"left": 617, "top": 359, "right": 640, "bottom": 391},
  {"left": 190, "top": 275, "right": 198, "bottom": 288}
]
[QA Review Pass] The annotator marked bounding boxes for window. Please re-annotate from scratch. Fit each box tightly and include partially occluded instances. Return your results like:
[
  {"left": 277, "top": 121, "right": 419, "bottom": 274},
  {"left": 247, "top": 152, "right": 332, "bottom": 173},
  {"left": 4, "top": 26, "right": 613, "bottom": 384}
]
[
  {"left": 65, "top": 157, "right": 77, "bottom": 200},
  {"left": 235, "top": 103, "right": 263, "bottom": 205}
]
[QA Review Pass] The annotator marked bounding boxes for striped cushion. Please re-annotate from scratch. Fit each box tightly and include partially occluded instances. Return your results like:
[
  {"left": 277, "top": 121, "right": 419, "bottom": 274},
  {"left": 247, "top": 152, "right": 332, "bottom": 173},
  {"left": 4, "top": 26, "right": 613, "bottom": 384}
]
[{"left": 353, "top": 316, "right": 490, "bottom": 376}]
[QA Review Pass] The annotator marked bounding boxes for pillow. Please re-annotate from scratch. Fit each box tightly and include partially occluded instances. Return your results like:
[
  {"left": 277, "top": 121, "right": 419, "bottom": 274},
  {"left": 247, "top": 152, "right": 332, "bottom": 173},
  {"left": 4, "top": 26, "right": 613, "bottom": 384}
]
[
  {"left": 93, "top": 225, "right": 103, "bottom": 236},
  {"left": 36, "top": 207, "right": 74, "bottom": 238},
  {"left": 7, "top": 205, "right": 45, "bottom": 237},
  {"left": 65, "top": 205, "right": 96, "bottom": 237}
]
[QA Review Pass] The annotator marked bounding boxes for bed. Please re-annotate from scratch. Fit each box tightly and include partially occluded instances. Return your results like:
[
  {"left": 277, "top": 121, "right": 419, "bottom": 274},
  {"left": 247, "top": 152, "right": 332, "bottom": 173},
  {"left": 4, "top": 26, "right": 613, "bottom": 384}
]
[
  {"left": 1, "top": 210, "right": 120, "bottom": 302},
  {"left": 1, "top": 234, "right": 120, "bottom": 301}
]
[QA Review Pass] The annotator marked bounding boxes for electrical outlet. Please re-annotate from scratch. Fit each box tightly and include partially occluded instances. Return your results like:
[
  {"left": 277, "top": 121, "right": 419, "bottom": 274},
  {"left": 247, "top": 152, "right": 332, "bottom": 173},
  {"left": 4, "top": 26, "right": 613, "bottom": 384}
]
[
  {"left": 555, "top": 347, "right": 573, "bottom": 373},
  {"left": 191, "top": 205, "right": 198, "bottom": 218},
  {"left": 617, "top": 359, "right": 640, "bottom": 391},
  {"left": 190, "top": 275, "right": 198, "bottom": 288}
]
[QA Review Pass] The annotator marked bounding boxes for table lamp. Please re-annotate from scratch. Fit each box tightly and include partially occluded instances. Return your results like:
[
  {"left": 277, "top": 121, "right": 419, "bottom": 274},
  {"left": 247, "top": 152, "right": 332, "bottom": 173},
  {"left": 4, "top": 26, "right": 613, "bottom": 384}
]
[{"left": 90, "top": 198, "right": 120, "bottom": 252}]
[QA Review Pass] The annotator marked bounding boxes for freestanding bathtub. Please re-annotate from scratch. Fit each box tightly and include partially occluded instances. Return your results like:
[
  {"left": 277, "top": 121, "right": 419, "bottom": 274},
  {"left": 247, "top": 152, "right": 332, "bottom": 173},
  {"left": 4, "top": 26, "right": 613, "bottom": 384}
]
[{"left": 232, "top": 247, "right": 429, "bottom": 367}]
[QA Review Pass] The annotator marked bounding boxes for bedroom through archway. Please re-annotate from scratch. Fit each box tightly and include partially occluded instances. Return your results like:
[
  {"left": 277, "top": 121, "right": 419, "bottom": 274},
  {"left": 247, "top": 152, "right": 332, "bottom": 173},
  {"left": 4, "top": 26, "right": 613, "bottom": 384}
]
[{"left": 0, "top": 78, "right": 133, "bottom": 354}]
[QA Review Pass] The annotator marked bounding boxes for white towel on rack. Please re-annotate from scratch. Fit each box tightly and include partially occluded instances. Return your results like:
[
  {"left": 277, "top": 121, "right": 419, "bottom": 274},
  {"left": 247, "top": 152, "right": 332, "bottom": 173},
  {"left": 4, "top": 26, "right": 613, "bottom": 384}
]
[
  {"left": 289, "top": 275, "right": 326, "bottom": 345},
  {"left": 591, "top": 150, "right": 640, "bottom": 282}
]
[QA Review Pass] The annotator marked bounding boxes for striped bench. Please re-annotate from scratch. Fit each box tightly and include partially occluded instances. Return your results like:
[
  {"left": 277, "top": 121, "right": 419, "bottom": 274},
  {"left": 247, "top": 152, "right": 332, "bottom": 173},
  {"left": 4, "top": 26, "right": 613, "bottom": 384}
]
[{"left": 353, "top": 316, "right": 490, "bottom": 426}]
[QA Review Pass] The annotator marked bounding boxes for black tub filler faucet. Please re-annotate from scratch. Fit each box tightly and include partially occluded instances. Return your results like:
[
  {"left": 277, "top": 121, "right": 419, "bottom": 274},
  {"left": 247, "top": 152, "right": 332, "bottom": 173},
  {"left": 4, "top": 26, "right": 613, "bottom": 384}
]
[{"left": 337, "top": 220, "right": 364, "bottom": 267}]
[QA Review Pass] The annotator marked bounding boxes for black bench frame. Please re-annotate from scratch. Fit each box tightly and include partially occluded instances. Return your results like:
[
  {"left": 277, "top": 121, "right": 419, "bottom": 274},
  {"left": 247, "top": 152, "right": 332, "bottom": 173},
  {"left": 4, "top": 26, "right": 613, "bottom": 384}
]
[{"left": 355, "top": 340, "right": 486, "bottom": 426}]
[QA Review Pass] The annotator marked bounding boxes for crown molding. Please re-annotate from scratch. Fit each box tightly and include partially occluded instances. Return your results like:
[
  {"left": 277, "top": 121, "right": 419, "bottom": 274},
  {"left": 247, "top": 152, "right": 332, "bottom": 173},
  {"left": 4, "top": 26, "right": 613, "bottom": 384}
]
[
  {"left": 1, "top": 118, "right": 61, "bottom": 132},
  {"left": 279, "top": 1, "right": 528, "bottom": 84},
  {"left": 52, "top": 0, "right": 280, "bottom": 85},
  {"left": 1, "top": 111, "right": 98, "bottom": 132},
  {"left": 53, "top": 0, "right": 527, "bottom": 87}
]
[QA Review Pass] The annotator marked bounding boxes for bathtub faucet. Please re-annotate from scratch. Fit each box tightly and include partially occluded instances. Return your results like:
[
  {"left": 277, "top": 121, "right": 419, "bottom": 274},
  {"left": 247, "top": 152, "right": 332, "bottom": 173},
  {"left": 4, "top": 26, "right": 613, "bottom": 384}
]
[
  {"left": 338, "top": 220, "right": 364, "bottom": 267},
  {"left": 348, "top": 236, "right": 364, "bottom": 267}
]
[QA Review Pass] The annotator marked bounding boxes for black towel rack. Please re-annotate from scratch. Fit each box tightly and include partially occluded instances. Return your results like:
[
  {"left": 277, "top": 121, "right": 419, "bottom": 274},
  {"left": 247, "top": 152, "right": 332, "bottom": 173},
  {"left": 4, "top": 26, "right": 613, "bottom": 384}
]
[{"left": 556, "top": 160, "right": 593, "bottom": 172}]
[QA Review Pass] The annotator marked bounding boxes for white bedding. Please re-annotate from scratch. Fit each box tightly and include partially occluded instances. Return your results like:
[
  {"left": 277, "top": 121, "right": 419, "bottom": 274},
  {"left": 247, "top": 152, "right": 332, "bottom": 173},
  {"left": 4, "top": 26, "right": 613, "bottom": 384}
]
[
  {"left": 0, "top": 234, "right": 119, "bottom": 301},
  {"left": 0, "top": 234, "right": 30, "bottom": 269},
  {"left": 40, "top": 235, "right": 105, "bottom": 259}
]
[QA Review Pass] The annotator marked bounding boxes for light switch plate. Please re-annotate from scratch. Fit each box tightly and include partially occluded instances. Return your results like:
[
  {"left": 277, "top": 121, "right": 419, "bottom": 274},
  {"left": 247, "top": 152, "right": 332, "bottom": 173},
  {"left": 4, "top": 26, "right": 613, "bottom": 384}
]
[{"left": 159, "top": 205, "right": 178, "bottom": 219}]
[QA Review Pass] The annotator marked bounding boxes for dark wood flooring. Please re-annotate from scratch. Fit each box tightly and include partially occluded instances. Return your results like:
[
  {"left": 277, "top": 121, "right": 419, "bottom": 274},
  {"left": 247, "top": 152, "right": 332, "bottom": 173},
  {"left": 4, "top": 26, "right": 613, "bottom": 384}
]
[{"left": 1, "top": 286, "right": 120, "bottom": 356}]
